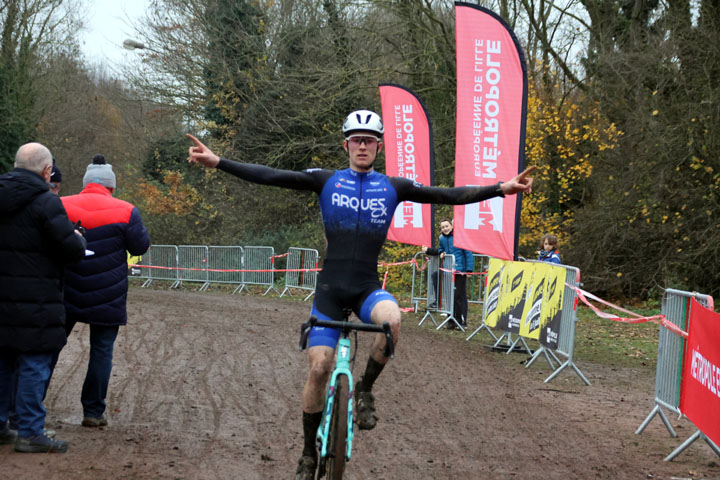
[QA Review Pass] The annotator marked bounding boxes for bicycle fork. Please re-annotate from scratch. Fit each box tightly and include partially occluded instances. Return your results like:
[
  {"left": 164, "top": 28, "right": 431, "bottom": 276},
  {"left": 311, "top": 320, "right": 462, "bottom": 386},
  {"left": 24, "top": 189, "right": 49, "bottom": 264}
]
[{"left": 317, "top": 336, "right": 354, "bottom": 462}]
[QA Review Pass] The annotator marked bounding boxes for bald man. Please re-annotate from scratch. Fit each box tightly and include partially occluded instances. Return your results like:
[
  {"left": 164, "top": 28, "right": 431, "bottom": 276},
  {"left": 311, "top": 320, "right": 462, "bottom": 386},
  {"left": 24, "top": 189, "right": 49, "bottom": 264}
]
[{"left": 0, "top": 143, "right": 86, "bottom": 453}]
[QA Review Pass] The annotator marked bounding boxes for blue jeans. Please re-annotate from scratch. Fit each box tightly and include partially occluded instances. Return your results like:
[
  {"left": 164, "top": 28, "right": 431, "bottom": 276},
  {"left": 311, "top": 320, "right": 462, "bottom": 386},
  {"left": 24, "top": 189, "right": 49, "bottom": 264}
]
[
  {"left": 66, "top": 321, "right": 119, "bottom": 418},
  {"left": 0, "top": 350, "right": 53, "bottom": 437},
  {"left": 8, "top": 368, "right": 18, "bottom": 429}
]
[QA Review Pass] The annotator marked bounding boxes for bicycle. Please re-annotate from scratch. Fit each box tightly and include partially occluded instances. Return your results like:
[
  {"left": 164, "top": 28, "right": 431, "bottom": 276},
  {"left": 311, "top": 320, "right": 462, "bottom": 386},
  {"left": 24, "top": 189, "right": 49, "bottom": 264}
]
[{"left": 299, "top": 309, "right": 394, "bottom": 480}]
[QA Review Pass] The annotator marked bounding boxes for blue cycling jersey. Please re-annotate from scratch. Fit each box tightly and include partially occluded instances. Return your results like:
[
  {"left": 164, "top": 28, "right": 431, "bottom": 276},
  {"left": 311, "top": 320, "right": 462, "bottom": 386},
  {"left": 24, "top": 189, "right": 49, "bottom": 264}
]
[
  {"left": 318, "top": 168, "right": 398, "bottom": 268},
  {"left": 217, "top": 159, "right": 504, "bottom": 271}
]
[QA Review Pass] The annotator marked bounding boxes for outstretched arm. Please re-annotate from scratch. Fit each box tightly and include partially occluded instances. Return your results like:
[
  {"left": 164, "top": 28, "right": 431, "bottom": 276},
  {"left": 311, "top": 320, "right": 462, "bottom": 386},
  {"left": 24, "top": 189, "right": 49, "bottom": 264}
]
[
  {"left": 393, "top": 166, "right": 537, "bottom": 204},
  {"left": 186, "top": 133, "right": 328, "bottom": 192}
]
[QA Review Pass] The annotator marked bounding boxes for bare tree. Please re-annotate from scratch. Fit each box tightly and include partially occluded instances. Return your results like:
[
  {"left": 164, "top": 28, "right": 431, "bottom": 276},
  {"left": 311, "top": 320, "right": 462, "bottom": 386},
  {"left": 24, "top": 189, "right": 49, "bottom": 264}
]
[{"left": 0, "top": 0, "right": 82, "bottom": 171}]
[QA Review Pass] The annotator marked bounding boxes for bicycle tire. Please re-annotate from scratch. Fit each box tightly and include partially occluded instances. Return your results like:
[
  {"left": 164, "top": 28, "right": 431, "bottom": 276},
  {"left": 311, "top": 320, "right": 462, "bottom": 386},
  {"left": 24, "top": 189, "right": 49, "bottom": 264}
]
[{"left": 327, "top": 375, "right": 348, "bottom": 479}]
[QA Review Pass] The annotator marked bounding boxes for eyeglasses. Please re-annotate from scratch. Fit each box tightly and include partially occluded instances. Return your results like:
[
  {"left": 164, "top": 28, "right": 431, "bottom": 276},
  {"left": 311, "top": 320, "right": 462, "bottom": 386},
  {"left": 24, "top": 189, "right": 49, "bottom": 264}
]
[{"left": 347, "top": 135, "right": 380, "bottom": 147}]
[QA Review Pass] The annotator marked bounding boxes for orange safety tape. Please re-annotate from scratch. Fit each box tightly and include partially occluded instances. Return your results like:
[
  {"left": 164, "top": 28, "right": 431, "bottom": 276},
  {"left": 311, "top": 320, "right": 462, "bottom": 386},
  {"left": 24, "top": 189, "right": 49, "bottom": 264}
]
[
  {"left": 377, "top": 259, "right": 417, "bottom": 268},
  {"left": 570, "top": 285, "right": 687, "bottom": 338},
  {"left": 410, "top": 257, "right": 430, "bottom": 272}
]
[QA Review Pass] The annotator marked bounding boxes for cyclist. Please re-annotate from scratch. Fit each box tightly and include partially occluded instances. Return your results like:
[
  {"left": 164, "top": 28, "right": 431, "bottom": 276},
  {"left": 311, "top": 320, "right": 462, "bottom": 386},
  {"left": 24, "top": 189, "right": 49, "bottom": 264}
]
[{"left": 187, "top": 110, "right": 535, "bottom": 480}]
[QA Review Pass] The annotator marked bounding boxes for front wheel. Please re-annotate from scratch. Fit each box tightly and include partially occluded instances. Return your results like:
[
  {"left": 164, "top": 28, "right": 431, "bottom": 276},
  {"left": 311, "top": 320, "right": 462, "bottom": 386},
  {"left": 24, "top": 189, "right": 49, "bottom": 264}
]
[{"left": 327, "top": 375, "right": 348, "bottom": 479}]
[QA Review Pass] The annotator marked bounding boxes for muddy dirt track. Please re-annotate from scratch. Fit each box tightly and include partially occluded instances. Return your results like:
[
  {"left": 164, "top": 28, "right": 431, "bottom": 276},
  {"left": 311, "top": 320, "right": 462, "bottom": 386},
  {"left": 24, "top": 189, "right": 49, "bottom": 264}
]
[{"left": 2, "top": 287, "right": 720, "bottom": 479}]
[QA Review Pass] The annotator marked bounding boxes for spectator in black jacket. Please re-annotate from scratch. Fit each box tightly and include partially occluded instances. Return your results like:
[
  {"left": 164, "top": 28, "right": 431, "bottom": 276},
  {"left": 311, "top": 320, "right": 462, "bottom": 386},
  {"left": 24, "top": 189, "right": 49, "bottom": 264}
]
[{"left": 0, "top": 142, "right": 87, "bottom": 453}]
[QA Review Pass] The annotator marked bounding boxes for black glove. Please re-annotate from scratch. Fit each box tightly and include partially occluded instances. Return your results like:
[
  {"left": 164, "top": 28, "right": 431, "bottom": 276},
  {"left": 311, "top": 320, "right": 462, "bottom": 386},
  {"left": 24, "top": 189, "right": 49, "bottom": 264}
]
[{"left": 75, "top": 220, "right": 87, "bottom": 236}]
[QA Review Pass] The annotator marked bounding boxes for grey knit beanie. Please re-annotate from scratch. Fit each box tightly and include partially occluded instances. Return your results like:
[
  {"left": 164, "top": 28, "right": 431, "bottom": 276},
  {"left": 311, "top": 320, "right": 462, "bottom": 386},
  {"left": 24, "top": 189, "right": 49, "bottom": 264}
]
[{"left": 83, "top": 154, "right": 116, "bottom": 188}]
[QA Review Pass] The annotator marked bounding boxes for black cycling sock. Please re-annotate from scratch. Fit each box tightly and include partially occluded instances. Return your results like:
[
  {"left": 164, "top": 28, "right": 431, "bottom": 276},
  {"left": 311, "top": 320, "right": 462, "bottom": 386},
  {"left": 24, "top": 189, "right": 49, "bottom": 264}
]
[
  {"left": 357, "top": 356, "right": 385, "bottom": 393},
  {"left": 302, "top": 411, "right": 323, "bottom": 458}
]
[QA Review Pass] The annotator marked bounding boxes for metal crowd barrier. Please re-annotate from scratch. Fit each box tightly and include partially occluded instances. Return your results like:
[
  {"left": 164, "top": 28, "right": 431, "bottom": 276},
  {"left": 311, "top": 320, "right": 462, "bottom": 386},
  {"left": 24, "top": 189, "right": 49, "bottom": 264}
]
[
  {"left": 468, "top": 254, "right": 490, "bottom": 305},
  {"left": 467, "top": 260, "right": 588, "bottom": 384},
  {"left": 177, "top": 245, "right": 210, "bottom": 291},
  {"left": 279, "top": 247, "right": 319, "bottom": 301},
  {"left": 141, "top": 245, "right": 179, "bottom": 288},
  {"left": 418, "top": 254, "right": 461, "bottom": 330},
  {"left": 636, "top": 289, "right": 713, "bottom": 439},
  {"left": 207, "top": 246, "right": 244, "bottom": 290},
  {"left": 410, "top": 252, "right": 428, "bottom": 312},
  {"left": 523, "top": 262, "right": 589, "bottom": 385},
  {"left": 234, "top": 246, "right": 278, "bottom": 296},
  {"left": 132, "top": 255, "right": 151, "bottom": 281}
]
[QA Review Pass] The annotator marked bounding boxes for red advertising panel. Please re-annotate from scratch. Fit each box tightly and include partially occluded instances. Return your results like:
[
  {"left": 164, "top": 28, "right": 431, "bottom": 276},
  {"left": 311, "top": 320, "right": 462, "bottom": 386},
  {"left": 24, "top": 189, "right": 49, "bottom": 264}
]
[
  {"left": 680, "top": 298, "right": 720, "bottom": 445},
  {"left": 379, "top": 84, "right": 434, "bottom": 247},
  {"left": 453, "top": 2, "right": 527, "bottom": 260}
]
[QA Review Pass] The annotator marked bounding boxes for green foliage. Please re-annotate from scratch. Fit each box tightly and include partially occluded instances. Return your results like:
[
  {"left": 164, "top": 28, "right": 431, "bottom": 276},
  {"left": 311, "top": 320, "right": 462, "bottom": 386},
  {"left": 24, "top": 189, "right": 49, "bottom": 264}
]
[
  {"left": 0, "top": 14, "right": 37, "bottom": 172},
  {"left": 1, "top": 1, "right": 85, "bottom": 174},
  {"left": 565, "top": 0, "right": 720, "bottom": 299},
  {"left": 379, "top": 241, "right": 422, "bottom": 302},
  {"left": 520, "top": 87, "right": 622, "bottom": 258},
  {"left": 0, "top": 62, "right": 35, "bottom": 171},
  {"left": 202, "top": 0, "right": 267, "bottom": 135},
  {"left": 238, "top": 221, "right": 326, "bottom": 258},
  {"left": 142, "top": 135, "right": 203, "bottom": 183}
]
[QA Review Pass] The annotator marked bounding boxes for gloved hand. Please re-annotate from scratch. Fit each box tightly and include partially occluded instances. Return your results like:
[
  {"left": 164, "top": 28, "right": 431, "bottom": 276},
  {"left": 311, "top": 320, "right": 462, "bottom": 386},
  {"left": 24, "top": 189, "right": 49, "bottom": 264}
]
[{"left": 74, "top": 220, "right": 87, "bottom": 236}]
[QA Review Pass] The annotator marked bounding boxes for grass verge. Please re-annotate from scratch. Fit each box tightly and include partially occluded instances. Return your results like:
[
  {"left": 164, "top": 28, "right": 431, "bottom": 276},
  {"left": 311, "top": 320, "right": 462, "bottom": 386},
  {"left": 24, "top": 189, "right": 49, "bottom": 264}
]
[{"left": 573, "top": 303, "right": 662, "bottom": 370}]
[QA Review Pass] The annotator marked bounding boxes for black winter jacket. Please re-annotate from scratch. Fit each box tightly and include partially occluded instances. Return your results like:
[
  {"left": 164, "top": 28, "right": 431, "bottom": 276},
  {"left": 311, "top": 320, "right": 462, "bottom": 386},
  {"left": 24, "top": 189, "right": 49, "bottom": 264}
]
[{"left": 0, "top": 167, "right": 87, "bottom": 352}]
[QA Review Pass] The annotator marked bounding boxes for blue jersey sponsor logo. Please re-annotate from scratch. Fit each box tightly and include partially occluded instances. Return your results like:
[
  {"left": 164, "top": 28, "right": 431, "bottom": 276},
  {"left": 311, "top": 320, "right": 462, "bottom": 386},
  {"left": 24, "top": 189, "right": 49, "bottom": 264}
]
[{"left": 319, "top": 169, "right": 398, "bottom": 233}]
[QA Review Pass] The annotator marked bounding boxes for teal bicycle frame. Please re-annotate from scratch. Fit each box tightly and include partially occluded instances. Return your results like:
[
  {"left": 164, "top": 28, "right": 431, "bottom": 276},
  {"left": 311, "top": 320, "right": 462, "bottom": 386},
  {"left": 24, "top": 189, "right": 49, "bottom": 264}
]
[
  {"left": 299, "top": 314, "right": 394, "bottom": 475},
  {"left": 317, "top": 333, "right": 354, "bottom": 461}
]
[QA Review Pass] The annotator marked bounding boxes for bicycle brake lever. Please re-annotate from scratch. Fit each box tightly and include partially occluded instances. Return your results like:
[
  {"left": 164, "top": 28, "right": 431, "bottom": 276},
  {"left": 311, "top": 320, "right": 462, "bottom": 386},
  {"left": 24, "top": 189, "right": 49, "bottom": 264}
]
[
  {"left": 298, "top": 317, "right": 317, "bottom": 351},
  {"left": 381, "top": 322, "right": 394, "bottom": 359}
]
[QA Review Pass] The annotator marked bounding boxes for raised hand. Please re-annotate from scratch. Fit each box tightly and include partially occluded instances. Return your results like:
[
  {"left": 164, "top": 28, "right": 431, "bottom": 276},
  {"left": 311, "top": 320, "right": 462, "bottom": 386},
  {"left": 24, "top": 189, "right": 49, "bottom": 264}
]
[
  {"left": 187, "top": 134, "right": 220, "bottom": 168},
  {"left": 500, "top": 165, "right": 538, "bottom": 195}
]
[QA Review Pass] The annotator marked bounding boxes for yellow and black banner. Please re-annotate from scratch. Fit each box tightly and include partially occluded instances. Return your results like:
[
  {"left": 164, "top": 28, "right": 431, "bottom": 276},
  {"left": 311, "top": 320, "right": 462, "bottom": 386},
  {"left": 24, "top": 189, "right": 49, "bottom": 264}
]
[
  {"left": 495, "top": 261, "right": 528, "bottom": 333},
  {"left": 484, "top": 260, "right": 567, "bottom": 349},
  {"left": 483, "top": 258, "right": 505, "bottom": 328},
  {"left": 538, "top": 264, "right": 566, "bottom": 349},
  {"left": 518, "top": 263, "right": 549, "bottom": 340}
]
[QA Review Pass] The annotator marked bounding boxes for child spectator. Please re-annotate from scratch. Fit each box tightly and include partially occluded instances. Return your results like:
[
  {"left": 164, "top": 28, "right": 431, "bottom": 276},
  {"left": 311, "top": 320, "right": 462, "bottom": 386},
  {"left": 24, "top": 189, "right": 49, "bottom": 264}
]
[
  {"left": 422, "top": 218, "right": 474, "bottom": 328},
  {"left": 537, "top": 233, "right": 561, "bottom": 264}
]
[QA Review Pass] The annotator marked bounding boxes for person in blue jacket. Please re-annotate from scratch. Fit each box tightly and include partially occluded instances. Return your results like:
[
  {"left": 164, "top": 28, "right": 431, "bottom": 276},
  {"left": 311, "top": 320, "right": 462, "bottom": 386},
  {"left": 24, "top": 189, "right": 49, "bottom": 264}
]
[
  {"left": 537, "top": 233, "right": 561, "bottom": 264},
  {"left": 422, "top": 218, "right": 474, "bottom": 328},
  {"left": 59, "top": 154, "right": 150, "bottom": 428}
]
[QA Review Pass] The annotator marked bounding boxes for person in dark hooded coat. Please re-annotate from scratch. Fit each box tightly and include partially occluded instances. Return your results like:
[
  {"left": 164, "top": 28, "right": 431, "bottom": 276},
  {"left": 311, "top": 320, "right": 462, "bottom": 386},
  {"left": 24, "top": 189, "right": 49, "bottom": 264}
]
[{"left": 0, "top": 142, "right": 86, "bottom": 453}]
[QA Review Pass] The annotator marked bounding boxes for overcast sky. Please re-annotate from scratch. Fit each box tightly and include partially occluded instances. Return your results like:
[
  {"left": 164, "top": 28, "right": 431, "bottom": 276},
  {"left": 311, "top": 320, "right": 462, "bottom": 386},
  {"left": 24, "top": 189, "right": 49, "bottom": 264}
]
[{"left": 79, "top": 0, "right": 151, "bottom": 65}]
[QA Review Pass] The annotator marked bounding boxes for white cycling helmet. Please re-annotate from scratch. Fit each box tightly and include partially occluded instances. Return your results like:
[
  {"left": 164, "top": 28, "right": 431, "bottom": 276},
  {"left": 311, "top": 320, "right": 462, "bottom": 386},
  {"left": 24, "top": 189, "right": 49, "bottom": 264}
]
[{"left": 342, "top": 110, "right": 384, "bottom": 137}]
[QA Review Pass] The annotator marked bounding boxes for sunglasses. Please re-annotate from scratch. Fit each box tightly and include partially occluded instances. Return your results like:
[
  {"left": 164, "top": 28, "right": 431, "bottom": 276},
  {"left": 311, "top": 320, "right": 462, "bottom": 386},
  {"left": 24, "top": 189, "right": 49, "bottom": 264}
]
[{"left": 347, "top": 135, "right": 380, "bottom": 146}]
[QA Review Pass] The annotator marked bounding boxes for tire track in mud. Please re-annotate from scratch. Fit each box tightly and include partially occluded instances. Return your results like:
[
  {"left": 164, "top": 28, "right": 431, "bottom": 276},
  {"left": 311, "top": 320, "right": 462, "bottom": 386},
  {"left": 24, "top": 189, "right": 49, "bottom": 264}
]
[
  {"left": 45, "top": 323, "right": 90, "bottom": 413},
  {"left": 124, "top": 293, "right": 241, "bottom": 479},
  {"left": 214, "top": 299, "right": 309, "bottom": 476},
  {"left": 113, "top": 308, "right": 194, "bottom": 420},
  {"left": 76, "top": 292, "right": 231, "bottom": 478}
]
